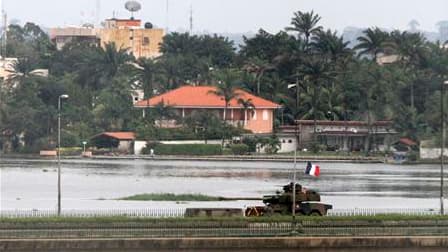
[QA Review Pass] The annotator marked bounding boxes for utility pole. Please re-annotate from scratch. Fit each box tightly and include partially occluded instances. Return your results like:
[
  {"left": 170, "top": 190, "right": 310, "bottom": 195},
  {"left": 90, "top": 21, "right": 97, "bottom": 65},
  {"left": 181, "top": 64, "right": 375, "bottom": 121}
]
[{"left": 441, "top": 80, "right": 448, "bottom": 215}]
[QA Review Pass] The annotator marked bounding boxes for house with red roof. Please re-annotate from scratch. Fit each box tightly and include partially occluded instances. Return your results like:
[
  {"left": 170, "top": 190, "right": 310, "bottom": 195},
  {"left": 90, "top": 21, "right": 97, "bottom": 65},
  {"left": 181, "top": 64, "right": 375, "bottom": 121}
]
[
  {"left": 91, "top": 132, "right": 136, "bottom": 153},
  {"left": 134, "top": 85, "right": 281, "bottom": 134}
]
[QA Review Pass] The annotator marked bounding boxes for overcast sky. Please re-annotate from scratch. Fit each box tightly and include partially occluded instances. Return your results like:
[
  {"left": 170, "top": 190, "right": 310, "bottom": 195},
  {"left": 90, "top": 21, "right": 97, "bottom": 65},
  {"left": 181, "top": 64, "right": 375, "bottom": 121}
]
[{"left": 3, "top": 0, "right": 448, "bottom": 33}]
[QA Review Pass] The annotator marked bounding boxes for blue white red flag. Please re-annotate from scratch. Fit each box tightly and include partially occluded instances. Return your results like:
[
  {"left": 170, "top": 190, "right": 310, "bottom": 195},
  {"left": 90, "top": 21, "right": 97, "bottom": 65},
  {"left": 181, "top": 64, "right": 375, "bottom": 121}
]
[{"left": 305, "top": 161, "right": 320, "bottom": 177}]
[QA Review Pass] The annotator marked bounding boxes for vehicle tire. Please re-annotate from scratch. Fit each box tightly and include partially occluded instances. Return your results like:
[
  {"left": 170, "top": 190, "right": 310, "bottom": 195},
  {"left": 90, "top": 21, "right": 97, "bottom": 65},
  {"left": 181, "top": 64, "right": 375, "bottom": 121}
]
[
  {"left": 310, "top": 211, "right": 322, "bottom": 216},
  {"left": 264, "top": 206, "right": 275, "bottom": 217}
]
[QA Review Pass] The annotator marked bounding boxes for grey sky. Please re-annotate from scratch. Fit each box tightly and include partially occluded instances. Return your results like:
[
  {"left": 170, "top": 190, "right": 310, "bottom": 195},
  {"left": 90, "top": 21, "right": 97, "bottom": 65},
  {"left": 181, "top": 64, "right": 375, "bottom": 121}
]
[{"left": 4, "top": 0, "right": 448, "bottom": 33}]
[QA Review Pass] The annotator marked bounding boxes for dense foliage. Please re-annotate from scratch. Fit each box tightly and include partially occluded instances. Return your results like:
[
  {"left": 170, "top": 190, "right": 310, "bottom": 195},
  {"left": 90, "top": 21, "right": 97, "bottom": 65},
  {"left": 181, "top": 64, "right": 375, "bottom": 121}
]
[
  {"left": 1, "top": 11, "right": 448, "bottom": 153},
  {"left": 151, "top": 144, "right": 222, "bottom": 156}
]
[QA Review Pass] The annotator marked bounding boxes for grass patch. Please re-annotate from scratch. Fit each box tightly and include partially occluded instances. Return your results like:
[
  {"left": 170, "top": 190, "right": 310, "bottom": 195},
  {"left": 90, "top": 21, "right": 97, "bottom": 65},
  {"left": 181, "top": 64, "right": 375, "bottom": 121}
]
[
  {"left": 2, "top": 214, "right": 448, "bottom": 225},
  {"left": 118, "top": 193, "right": 221, "bottom": 201}
]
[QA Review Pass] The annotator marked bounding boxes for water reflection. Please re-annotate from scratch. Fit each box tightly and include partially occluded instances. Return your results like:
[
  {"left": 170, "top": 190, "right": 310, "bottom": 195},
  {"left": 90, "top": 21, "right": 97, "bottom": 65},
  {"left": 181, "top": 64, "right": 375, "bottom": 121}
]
[{"left": 0, "top": 158, "right": 443, "bottom": 210}]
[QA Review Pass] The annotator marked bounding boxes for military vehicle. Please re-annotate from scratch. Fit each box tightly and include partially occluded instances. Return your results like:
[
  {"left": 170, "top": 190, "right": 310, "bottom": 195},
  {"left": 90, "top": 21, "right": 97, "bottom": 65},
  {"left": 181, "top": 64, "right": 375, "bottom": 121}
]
[{"left": 245, "top": 182, "right": 332, "bottom": 217}]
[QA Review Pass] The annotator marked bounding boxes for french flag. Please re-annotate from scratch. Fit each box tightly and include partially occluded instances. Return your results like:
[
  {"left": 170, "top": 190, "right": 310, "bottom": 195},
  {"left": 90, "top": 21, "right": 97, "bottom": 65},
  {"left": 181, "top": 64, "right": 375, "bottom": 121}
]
[{"left": 305, "top": 162, "right": 320, "bottom": 177}]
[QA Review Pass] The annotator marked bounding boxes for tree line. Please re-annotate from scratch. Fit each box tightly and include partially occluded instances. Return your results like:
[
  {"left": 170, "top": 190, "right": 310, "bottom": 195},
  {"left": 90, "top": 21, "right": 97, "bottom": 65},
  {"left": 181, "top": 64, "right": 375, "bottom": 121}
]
[{"left": 1, "top": 11, "right": 448, "bottom": 153}]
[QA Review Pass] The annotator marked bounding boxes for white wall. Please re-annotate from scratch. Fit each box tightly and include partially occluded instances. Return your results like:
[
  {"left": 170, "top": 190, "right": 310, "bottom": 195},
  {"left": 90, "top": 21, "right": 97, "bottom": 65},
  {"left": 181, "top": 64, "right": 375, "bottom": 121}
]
[
  {"left": 134, "top": 141, "right": 147, "bottom": 155},
  {"left": 134, "top": 140, "right": 222, "bottom": 155},
  {"left": 278, "top": 136, "right": 297, "bottom": 153},
  {"left": 420, "top": 147, "right": 448, "bottom": 159}
]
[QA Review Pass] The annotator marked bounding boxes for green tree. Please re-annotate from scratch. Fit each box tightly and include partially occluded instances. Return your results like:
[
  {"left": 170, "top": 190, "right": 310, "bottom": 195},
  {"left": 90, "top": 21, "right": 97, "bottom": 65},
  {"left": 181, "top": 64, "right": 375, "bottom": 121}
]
[
  {"left": 298, "top": 55, "right": 334, "bottom": 139},
  {"left": 286, "top": 10, "right": 323, "bottom": 50},
  {"left": 208, "top": 69, "right": 242, "bottom": 121},
  {"left": 354, "top": 27, "right": 388, "bottom": 61}
]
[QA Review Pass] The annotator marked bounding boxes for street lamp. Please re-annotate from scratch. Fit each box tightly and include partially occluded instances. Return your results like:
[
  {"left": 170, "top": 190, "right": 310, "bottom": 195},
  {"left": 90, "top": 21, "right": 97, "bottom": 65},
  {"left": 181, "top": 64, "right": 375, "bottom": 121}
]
[
  {"left": 288, "top": 79, "right": 300, "bottom": 221},
  {"left": 441, "top": 81, "right": 448, "bottom": 215},
  {"left": 57, "top": 94, "right": 69, "bottom": 216},
  {"left": 82, "top": 141, "right": 87, "bottom": 153}
]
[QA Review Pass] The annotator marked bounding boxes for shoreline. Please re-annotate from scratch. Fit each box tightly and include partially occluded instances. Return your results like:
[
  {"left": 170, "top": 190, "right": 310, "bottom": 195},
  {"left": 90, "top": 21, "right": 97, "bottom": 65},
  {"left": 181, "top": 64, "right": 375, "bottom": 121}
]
[
  {"left": 3, "top": 153, "right": 442, "bottom": 164},
  {"left": 1, "top": 153, "right": 387, "bottom": 163}
]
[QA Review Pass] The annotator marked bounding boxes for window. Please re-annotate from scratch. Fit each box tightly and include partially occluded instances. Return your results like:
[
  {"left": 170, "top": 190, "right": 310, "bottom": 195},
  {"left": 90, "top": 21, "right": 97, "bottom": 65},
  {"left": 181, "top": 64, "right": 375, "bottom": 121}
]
[
  {"left": 252, "top": 110, "right": 257, "bottom": 120},
  {"left": 263, "top": 110, "right": 269, "bottom": 120},
  {"left": 143, "top": 37, "right": 150, "bottom": 46}
]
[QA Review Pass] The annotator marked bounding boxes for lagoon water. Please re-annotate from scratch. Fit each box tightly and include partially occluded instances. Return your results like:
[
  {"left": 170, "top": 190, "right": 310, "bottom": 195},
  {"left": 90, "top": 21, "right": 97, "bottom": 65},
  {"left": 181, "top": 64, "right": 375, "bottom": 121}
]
[{"left": 0, "top": 158, "right": 442, "bottom": 211}]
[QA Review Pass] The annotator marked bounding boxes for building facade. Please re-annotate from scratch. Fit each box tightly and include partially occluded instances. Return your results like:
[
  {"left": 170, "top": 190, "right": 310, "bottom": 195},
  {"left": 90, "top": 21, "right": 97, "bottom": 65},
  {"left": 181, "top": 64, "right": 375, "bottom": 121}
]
[
  {"left": 134, "top": 85, "right": 281, "bottom": 134},
  {"left": 50, "top": 19, "right": 164, "bottom": 59},
  {"left": 277, "top": 120, "right": 397, "bottom": 153}
]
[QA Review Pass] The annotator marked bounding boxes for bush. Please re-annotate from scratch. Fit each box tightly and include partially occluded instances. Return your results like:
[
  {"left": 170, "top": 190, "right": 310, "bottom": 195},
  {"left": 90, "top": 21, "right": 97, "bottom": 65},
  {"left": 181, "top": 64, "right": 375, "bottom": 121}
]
[
  {"left": 141, "top": 141, "right": 161, "bottom": 155},
  {"left": 229, "top": 144, "right": 249, "bottom": 155},
  {"left": 154, "top": 144, "right": 222, "bottom": 156},
  {"left": 60, "top": 147, "right": 82, "bottom": 156},
  {"left": 408, "top": 150, "right": 419, "bottom": 161},
  {"left": 18, "top": 137, "right": 53, "bottom": 154},
  {"left": 242, "top": 137, "right": 257, "bottom": 152},
  {"left": 61, "top": 130, "right": 81, "bottom": 147},
  {"left": 310, "top": 142, "right": 325, "bottom": 153}
]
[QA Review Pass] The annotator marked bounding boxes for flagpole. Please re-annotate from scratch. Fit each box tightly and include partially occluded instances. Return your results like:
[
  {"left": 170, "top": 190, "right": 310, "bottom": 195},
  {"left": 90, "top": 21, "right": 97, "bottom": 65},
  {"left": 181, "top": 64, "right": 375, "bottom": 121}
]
[{"left": 292, "top": 149, "right": 297, "bottom": 221}]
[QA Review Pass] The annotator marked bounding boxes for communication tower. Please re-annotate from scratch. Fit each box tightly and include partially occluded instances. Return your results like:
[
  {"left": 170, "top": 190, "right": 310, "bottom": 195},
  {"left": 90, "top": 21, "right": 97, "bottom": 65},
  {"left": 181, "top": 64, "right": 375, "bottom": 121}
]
[
  {"left": 166, "top": 0, "right": 169, "bottom": 32},
  {"left": 0, "top": 0, "right": 6, "bottom": 58},
  {"left": 189, "top": 4, "right": 193, "bottom": 34}
]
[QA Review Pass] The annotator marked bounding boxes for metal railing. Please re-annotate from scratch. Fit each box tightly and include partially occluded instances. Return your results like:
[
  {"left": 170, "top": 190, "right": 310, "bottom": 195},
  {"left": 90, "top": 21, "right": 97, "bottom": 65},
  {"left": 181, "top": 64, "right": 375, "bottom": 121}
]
[
  {"left": 328, "top": 208, "right": 440, "bottom": 216},
  {"left": 1, "top": 220, "right": 448, "bottom": 239},
  {"left": 0, "top": 208, "right": 441, "bottom": 219},
  {"left": 0, "top": 208, "right": 185, "bottom": 218}
]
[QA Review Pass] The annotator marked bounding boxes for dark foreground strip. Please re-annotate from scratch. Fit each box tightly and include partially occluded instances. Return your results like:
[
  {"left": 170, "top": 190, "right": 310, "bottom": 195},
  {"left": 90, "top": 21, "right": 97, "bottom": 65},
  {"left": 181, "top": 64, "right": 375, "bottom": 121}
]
[{"left": 0, "top": 236, "right": 448, "bottom": 252}]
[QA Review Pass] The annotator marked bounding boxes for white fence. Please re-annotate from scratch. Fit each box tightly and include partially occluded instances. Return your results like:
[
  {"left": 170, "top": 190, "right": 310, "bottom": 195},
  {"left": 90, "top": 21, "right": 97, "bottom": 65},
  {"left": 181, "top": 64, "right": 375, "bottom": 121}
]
[{"left": 0, "top": 208, "right": 441, "bottom": 218}]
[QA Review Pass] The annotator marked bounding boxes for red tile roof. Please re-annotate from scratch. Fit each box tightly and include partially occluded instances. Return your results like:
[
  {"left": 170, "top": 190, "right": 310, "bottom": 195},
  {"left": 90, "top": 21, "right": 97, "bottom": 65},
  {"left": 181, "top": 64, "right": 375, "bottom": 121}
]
[
  {"left": 294, "top": 120, "right": 393, "bottom": 127},
  {"left": 94, "top": 132, "right": 136, "bottom": 140},
  {"left": 134, "top": 85, "right": 280, "bottom": 109},
  {"left": 399, "top": 137, "right": 417, "bottom": 146}
]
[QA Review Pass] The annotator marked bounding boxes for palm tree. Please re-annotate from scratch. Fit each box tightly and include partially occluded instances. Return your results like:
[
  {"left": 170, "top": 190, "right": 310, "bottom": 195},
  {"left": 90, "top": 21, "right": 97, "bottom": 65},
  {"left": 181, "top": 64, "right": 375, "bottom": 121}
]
[
  {"left": 299, "top": 55, "right": 334, "bottom": 140},
  {"left": 132, "top": 57, "right": 160, "bottom": 99},
  {"left": 242, "top": 57, "right": 275, "bottom": 95},
  {"left": 286, "top": 10, "right": 323, "bottom": 50},
  {"left": 237, "top": 98, "right": 255, "bottom": 126},
  {"left": 386, "top": 30, "right": 427, "bottom": 109},
  {"left": 311, "top": 29, "right": 352, "bottom": 60},
  {"left": 208, "top": 69, "right": 242, "bottom": 121},
  {"left": 78, "top": 42, "right": 133, "bottom": 91},
  {"left": 354, "top": 27, "right": 388, "bottom": 62},
  {"left": 7, "top": 57, "right": 37, "bottom": 87},
  {"left": 152, "top": 100, "right": 177, "bottom": 128}
]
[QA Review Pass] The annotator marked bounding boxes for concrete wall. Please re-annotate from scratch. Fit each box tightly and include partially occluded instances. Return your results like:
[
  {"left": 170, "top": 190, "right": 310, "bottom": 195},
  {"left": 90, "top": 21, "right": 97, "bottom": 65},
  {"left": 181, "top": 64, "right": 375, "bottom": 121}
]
[
  {"left": 134, "top": 140, "right": 222, "bottom": 155},
  {"left": 134, "top": 141, "right": 147, "bottom": 155},
  {"left": 4, "top": 236, "right": 448, "bottom": 251},
  {"left": 420, "top": 147, "right": 448, "bottom": 159},
  {"left": 278, "top": 136, "right": 297, "bottom": 153},
  {"left": 100, "top": 28, "right": 164, "bottom": 59},
  {"left": 117, "top": 140, "right": 132, "bottom": 153}
]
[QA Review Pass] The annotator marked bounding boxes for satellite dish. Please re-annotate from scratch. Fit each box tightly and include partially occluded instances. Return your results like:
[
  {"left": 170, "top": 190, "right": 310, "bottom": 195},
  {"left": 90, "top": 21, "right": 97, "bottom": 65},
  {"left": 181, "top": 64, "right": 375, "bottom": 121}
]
[
  {"left": 125, "top": 1, "right": 141, "bottom": 12},
  {"left": 144, "top": 22, "right": 153, "bottom": 29}
]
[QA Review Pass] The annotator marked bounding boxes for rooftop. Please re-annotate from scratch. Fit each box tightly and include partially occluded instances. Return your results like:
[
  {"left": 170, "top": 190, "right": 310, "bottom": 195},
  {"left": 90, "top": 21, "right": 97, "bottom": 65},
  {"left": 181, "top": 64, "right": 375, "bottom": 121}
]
[
  {"left": 134, "top": 85, "right": 281, "bottom": 109},
  {"left": 92, "top": 132, "right": 136, "bottom": 140}
]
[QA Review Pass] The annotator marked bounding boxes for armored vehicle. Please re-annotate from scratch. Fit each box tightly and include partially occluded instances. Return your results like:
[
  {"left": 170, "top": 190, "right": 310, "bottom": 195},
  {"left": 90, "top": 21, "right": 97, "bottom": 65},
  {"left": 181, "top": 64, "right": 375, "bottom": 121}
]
[{"left": 245, "top": 183, "right": 332, "bottom": 217}]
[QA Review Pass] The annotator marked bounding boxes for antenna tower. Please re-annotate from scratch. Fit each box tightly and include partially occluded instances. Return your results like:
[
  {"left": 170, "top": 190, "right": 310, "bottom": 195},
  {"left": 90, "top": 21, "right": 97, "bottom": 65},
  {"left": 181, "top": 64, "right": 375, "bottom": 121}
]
[
  {"left": 165, "top": 0, "right": 169, "bottom": 32},
  {"left": 1, "top": 0, "right": 6, "bottom": 58},
  {"left": 189, "top": 4, "right": 193, "bottom": 34}
]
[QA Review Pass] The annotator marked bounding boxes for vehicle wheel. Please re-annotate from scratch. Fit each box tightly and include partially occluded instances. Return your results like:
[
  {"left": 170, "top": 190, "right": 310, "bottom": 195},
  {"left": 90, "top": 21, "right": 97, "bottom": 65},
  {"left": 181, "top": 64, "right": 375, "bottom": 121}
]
[
  {"left": 310, "top": 211, "right": 322, "bottom": 216},
  {"left": 264, "top": 206, "right": 275, "bottom": 217}
]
